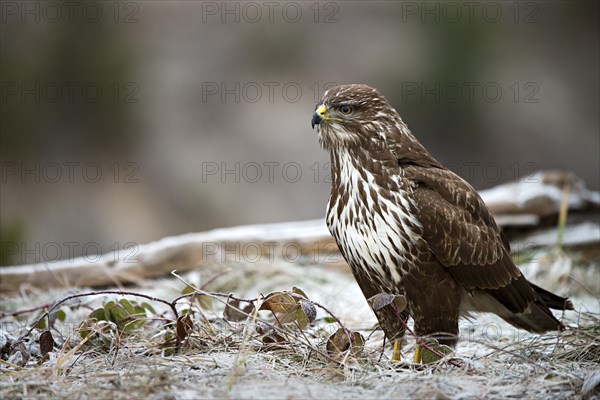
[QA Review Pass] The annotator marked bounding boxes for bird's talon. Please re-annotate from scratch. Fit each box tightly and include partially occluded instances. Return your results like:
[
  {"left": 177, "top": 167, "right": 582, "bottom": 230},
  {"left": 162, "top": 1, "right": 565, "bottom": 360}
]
[
  {"left": 413, "top": 343, "right": 422, "bottom": 364},
  {"left": 391, "top": 339, "right": 402, "bottom": 362}
]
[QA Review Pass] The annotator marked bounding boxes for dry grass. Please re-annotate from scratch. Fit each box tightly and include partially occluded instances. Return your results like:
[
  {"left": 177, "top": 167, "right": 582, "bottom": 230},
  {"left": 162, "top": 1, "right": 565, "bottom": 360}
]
[{"left": 1, "top": 251, "right": 598, "bottom": 399}]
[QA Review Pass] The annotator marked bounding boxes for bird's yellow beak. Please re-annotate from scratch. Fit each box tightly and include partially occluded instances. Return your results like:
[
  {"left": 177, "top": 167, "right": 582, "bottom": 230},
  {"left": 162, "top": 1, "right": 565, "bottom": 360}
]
[{"left": 311, "top": 105, "right": 327, "bottom": 129}]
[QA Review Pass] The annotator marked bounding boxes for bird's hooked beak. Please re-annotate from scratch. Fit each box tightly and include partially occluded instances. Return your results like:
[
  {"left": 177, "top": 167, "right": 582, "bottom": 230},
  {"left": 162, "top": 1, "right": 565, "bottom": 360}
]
[{"left": 311, "top": 104, "right": 327, "bottom": 129}]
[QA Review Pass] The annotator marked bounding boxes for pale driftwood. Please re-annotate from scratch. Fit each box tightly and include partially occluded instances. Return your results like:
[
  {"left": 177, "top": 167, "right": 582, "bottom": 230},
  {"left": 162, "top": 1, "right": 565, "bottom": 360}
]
[
  {"left": 480, "top": 169, "right": 599, "bottom": 226},
  {"left": 0, "top": 219, "right": 336, "bottom": 292},
  {"left": 1, "top": 170, "right": 598, "bottom": 292}
]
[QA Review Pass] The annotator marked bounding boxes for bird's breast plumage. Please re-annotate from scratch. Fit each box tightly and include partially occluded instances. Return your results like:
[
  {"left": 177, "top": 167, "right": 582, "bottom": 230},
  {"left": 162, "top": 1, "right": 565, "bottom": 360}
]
[{"left": 326, "top": 149, "right": 423, "bottom": 292}]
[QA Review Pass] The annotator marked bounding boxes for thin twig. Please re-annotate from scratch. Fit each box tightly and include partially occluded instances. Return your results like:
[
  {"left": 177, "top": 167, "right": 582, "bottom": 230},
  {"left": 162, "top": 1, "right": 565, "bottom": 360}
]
[{"left": 18, "top": 290, "right": 179, "bottom": 343}]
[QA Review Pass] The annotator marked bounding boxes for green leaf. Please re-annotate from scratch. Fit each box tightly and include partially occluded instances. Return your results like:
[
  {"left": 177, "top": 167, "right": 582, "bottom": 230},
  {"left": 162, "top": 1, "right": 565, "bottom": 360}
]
[
  {"left": 392, "top": 295, "right": 407, "bottom": 313},
  {"left": 118, "top": 299, "right": 136, "bottom": 314},
  {"left": 79, "top": 308, "right": 107, "bottom": 338},
  {"left": 181, "top": 285, "right": 195, "bottom": 295},
  {"left": 420, "top": 340, "right": 453, "bottom": 364},
  {"left": 141, "top": 302, "right": 156, "bottom": 315},
  {"left": 196, "top": 295, "right": 213, "bottom": 310},
  {"left": 35, "top": 318, "right": 47, "bottom": 330},
  {"left": 88, "top": 308, "right": 107, "bottom": 321},
  {"left": 319, "top": 316, "right": 338, "bottom": 324},
  {"left": 291, "top": 286, "right": 309, "bottom": 299},
  {"left": 55, "top": 309, "right": 67, "bottom": 322},
  {"left": 105, "top": 301, "right": 129, "bottom": 330}
]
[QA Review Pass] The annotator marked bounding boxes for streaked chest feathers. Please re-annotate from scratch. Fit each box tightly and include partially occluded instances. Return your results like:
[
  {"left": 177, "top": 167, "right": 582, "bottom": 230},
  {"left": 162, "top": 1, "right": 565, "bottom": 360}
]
[{"left": 326, "top": 150, "right": 423, "bottom": 289}]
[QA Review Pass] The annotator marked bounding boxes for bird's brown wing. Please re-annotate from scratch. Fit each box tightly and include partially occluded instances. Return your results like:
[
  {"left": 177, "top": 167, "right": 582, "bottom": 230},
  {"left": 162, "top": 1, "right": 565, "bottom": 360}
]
[{"left": 403, "top": 166, "right": 537, "bottom": 312}]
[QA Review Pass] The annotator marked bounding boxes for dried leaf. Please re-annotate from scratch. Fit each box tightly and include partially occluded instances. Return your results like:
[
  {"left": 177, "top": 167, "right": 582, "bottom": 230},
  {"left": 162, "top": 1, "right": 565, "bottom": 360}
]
[
  {"left": 260, "top": 292, "right": 296, "bottom": 314},
  {"left": 367, "top": 293, "right": 395, "bottom": 311},
  {"left": 223, "top": 298, "right": 254, "bottom": 322},
  {"left": 39, "top": 330, "right": 54, "bottom": 356},
  {"left": 367, "top": 293, "right": 407, "bottom": 313},
  {"left": 176, "top": 314, "right": 194, "bottom": 341},
  {"left": 256, "top": 322, "right": 286, "bottom": 344},
  {"left": 262, "top": 290, "right": 317, "bottom": 329},
  {"left": 326, "top": 328, "right": 364, "bottom": 358},
  {"left": 7, "top": 342, "right": 29, "bottom": 367},
  {"left": 299, "top": 300, "right": 316, "bottom": 325}
]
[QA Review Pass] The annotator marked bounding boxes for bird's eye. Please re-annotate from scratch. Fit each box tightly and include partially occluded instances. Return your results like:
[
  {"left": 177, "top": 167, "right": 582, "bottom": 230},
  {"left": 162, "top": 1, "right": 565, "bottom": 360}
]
[{"left": 339, "top": 105, "right": 353, "bottom": 115}]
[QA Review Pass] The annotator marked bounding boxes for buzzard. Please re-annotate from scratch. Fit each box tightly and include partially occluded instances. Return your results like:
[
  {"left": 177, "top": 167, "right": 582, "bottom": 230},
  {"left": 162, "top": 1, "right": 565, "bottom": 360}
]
[{"left": 311, "top": 84, "right": 573, "bottom": 361}]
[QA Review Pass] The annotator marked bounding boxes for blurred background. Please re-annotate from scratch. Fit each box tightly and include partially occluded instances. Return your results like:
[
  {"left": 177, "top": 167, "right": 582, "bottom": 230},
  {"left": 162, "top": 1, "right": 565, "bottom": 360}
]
[{"left": 1, "top": 1, "right": 598, "bottom": 265}]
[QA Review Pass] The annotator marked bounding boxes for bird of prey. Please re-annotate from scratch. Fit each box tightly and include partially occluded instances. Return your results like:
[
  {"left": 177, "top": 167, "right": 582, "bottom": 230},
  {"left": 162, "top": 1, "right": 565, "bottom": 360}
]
[{"left": 311, "top": 84, "right": 573, "bottom": 362}]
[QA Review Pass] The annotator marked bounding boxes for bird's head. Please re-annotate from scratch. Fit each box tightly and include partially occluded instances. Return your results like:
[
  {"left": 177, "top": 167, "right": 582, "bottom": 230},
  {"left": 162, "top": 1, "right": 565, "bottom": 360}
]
[{"left": 311, "top": 84, "right": 405, "bottom": 151}]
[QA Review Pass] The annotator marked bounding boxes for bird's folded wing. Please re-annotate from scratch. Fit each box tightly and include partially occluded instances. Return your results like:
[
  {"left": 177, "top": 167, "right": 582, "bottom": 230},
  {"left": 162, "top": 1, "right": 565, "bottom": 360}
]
[{"left": 404, "top": 166, "right": 524, "bottom": 290}]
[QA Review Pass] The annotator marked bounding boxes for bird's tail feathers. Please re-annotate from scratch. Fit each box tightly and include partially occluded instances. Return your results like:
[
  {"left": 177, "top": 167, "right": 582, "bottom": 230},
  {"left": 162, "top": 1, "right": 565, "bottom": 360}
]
[
  {"left": 501, "top": 302, "right": 565, "bottom": 333},
  {"left": 530, "top": 283, "right": 574, "bottom": 310}
]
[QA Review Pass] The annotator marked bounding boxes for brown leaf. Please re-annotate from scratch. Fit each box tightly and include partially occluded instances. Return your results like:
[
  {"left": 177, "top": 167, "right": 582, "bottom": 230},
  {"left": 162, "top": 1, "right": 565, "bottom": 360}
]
[
  {"left": 39, "top": 331, "right": 54, "bottom": 356},
  {"left": 260, "top": 290, "right": 315, "bottom": 330},
  {"left": 326, "top": 328, "right": 364, "bottom": 358},
  {"left": 259, "top": 292, "right": 299, "bottom": 324},
  {"left": 256, "top": 322, "right": 286, "bottom": 344},
  {"left": 7, "top": 342, "right": 29, "bottom": 367},
  {"left": 259, "top": 292, "right": 296, "bottom": 314},
  {"left": 299, "top": 300, "right": 316, "bottom": 325},
  {"left": 176, "top": 315, "right": 194, "bottom": 341},
  {"left": 223, "top": 299, "right": 254, "bottom": 322}
]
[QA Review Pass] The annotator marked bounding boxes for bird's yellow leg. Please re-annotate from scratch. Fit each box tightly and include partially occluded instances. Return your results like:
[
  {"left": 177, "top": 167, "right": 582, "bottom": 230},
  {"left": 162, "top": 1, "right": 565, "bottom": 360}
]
[
  {"left": 391, "top": 339, "right": 402, "bottom": 362},
  {"left": 413, "top": 343, "right": 422, "bottom": 364}
]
